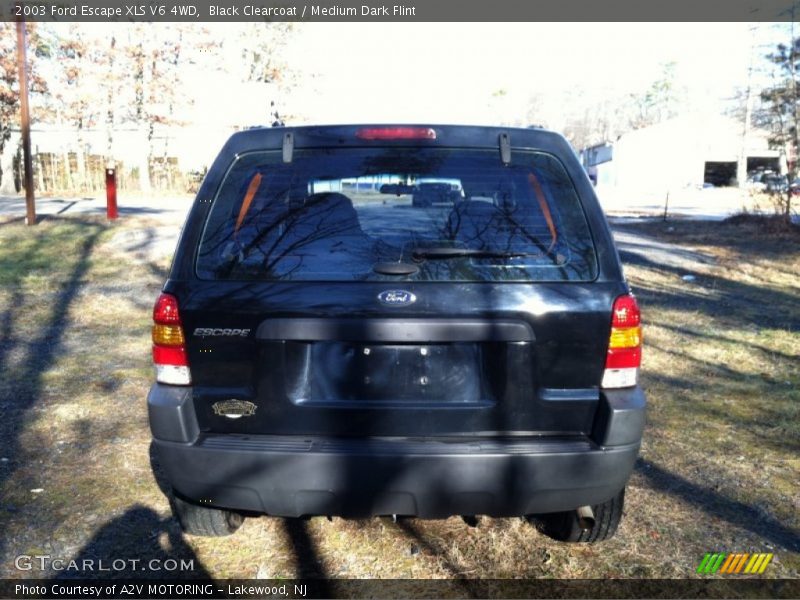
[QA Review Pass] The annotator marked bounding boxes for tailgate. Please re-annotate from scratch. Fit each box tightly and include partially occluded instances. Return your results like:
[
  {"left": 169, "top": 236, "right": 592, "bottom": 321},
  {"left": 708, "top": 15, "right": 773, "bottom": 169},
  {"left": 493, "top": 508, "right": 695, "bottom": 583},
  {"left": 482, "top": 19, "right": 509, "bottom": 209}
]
[{"left": 176, "top": 282, "right": 621, "bottom": 438}]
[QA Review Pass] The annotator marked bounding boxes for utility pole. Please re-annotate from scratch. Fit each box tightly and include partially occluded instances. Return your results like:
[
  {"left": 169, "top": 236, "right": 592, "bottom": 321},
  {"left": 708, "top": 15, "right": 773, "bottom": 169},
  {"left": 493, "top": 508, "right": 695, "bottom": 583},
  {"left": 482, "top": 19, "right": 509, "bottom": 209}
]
[
  {"left": 737, "top": 24, "right": 757, "bottom": 189},
  {"left": 16, "top": 19, "right": 35, "bottom": 226},
  {"left": 787, "top": 6, "right": 798, "bottom": 222}
]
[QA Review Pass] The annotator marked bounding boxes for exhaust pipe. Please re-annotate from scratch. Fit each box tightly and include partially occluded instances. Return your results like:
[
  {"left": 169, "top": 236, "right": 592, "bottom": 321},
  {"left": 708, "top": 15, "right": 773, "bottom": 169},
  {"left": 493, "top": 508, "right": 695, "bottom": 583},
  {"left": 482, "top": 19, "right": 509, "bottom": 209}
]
[{"left": 576, "top": 505, "right": 595, "bottom": 531}]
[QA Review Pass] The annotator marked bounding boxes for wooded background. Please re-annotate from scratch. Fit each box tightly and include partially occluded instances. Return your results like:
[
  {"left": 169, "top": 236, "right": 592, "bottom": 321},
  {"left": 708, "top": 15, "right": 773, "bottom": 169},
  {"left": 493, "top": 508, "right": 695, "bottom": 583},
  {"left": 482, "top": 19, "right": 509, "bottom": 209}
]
[{"left": 0, "top": 22, "right": 797, "bottom": 201}]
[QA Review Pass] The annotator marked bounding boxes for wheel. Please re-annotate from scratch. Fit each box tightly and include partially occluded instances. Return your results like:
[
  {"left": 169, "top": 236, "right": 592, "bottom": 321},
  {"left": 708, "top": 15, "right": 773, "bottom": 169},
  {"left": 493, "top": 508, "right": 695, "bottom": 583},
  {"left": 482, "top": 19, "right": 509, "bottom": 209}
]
[
  {"left": 528, "top": 488, "right": 625, "bottom": 543},
  {"left": 169, "top": 492, "right": 244, "bottom": 537}
]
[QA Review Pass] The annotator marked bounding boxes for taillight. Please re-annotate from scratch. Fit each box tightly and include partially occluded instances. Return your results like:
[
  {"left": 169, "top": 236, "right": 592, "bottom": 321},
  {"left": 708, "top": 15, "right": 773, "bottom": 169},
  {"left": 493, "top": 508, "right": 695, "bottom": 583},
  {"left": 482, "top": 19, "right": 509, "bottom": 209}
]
[
  {"left": 602, "top": 294, "right": 642, "bottom": 388},
  {"left": 355, "top": 127, "right": 437, "bottom": 140},
  {"left": 152, "top": 293, "right": 191, "bottom": 385}
]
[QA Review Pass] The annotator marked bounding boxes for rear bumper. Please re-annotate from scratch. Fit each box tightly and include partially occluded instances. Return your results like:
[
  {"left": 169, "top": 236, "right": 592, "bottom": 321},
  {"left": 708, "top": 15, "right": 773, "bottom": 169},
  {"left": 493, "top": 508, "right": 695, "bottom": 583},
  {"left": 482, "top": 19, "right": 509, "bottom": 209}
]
[
  {"left": 153, "top": 435, "right": 639, "bottom": 518},
  {"left": 148, "top": 384, "right": 645, "bottom": 518}
]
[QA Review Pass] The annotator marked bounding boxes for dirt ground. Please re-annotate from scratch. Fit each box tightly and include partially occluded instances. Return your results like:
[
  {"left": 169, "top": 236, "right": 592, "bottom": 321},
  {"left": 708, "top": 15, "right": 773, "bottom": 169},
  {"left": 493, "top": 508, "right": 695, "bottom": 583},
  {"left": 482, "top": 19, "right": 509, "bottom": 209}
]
[{"left": 0, "top": 213, "right": 797, "bottom": 587}]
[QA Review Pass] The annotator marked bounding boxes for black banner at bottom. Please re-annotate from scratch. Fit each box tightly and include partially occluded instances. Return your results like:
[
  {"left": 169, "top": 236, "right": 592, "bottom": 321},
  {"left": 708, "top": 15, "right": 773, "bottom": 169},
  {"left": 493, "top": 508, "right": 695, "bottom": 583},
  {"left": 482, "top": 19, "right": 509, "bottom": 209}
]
[{"left": 1, "top": 578, "right": 799, "bottom": 599}]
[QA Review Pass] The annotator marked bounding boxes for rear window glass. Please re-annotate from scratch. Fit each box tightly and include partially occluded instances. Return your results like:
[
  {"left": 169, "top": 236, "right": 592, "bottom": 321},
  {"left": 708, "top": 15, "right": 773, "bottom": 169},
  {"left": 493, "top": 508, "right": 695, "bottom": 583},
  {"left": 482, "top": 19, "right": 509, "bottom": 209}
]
[{"left": 196, "top": 148, "right": 597, "bottom": 282}]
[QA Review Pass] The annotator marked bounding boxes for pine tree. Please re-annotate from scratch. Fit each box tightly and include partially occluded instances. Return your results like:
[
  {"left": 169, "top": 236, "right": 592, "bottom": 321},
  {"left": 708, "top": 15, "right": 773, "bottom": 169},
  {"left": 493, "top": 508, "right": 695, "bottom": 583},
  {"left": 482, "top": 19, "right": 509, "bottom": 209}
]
[{"left": 759, "top": 36, "right": 799, "bottom": 222}]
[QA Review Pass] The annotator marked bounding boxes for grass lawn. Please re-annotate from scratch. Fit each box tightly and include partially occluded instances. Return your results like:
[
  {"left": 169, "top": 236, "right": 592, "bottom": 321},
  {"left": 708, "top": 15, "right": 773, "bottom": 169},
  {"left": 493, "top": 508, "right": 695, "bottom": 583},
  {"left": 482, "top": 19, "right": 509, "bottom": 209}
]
[{"left": 0, "top": 213, "right": 797, "bottom": 582}]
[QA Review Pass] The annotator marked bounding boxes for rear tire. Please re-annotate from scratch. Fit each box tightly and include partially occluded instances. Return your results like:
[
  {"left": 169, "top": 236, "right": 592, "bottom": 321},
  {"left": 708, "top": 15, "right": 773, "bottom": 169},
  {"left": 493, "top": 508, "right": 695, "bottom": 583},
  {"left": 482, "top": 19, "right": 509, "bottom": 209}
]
[
  {"left": 170, "top": 492, "right": 244, "bottom": 537},
  {"left": 528, "top": 488, "right": 625, "bottom": 543}
]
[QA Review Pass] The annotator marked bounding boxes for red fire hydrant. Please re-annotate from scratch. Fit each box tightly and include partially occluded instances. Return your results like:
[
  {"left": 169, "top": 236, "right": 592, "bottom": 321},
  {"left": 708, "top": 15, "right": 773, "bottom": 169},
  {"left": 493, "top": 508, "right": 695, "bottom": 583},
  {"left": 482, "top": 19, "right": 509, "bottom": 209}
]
[{"left": 106, "top": 168, "right": 118, "bottom": 220}]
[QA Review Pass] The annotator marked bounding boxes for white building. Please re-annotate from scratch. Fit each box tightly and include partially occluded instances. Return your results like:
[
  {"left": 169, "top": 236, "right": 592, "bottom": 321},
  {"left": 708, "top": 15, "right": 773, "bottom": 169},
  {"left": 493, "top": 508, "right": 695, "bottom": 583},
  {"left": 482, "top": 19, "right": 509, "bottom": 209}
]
[{"left": 583, "top": 114, "right": 785, "bottom": 194}]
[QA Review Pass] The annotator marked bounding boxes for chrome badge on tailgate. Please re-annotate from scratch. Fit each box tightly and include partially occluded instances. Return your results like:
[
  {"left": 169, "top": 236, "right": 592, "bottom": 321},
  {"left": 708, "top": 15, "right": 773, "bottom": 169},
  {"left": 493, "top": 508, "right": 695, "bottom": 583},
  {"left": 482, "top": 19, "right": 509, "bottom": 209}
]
[{"left": 377, "top": 290, "right": 417, "bottom": 306}]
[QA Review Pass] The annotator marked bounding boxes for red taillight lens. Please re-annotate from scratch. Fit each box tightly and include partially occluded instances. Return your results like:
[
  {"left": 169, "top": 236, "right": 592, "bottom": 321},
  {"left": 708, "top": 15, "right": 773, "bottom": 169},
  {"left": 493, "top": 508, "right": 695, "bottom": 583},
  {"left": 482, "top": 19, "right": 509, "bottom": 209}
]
[
  {"left": 611, "top": 294, "right": 640, "bottom": 328},
  {"left": 153, "top": 293, "right": 181, "bottom": 325},
  {"left": 605, "top": 346, "right": 642, "bottom": 369},
  {"left": 356, "top": 127, "right": 437, "bottom": 140},
  {"left": 603, "top": 294, "right": 642, "bottom": 388},
  {"left": 153, "top": 345, "right": 188, "bottom": 366},
  {"left": 152, "top": 293, "right": 190, "bottom": 385}
]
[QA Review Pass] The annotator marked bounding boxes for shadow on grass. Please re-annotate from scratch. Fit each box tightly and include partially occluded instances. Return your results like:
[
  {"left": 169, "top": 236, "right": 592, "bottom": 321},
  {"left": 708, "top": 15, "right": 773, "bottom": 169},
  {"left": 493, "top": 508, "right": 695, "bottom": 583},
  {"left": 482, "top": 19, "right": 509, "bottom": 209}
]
[
  {"left": 618, "top": 222, "right": 800, "bottom": 550},
  {"left": 618, "top": 247, "right": 800, "bottom": 331},
  {"left": 0, "top": 216, "right": 26, "bottom": 227},
  {"left": 52, "top": 505, "right": 213, "bottom": 580},
  {"left": 635, "top": 458, "right": 800, "bottom": 553},
  {"left": 281, "top": 519, "right": 334, "bottom": 594},
  {"left": 0, "top": 218, "right": 106, "bottom": 564},
  {"left": 394, "top": 519, "right": 482, "bottom": 597},
  {"left": 614, "top": 219, "right": 800, "bottom": 259},
  {"left": 150, "top": 442, "right": 334, "bottom": 587},
  {"left": 146, "top": 260, "right": 170, "bottom": 281},
  {"left": 652, "top": 322, "right": 799, "bottom": 362}
]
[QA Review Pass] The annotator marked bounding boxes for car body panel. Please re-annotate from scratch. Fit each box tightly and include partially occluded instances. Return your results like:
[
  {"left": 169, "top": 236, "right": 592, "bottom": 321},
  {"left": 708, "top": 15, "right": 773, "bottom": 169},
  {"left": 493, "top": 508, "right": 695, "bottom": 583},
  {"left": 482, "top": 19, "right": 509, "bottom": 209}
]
[{"left": 149, "top": 124, "right": 645, "bottom": 518}]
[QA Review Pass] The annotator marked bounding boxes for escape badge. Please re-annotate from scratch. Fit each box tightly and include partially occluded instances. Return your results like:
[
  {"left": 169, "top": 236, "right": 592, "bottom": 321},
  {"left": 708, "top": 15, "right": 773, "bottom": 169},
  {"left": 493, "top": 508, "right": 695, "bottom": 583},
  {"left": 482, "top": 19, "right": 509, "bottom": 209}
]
[{"left": 212, "top": 399, "right": 257, "bottom": 419}]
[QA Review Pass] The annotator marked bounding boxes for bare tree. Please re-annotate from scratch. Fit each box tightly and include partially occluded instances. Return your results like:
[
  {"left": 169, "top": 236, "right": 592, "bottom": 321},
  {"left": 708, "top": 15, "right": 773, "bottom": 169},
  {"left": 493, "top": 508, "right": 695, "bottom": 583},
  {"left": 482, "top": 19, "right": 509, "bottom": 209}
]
[
  {"left": 626, "top": 62, "right": 680, "bottom": 130},
  {"left": 0, "top": 22, "right": 46, "bottom": 193},
  {"left": 236, "top": 22, "right": 296, "bottom": 124},
  {"left": 756, "top": 31, "right": 799, "bottom": 222}
]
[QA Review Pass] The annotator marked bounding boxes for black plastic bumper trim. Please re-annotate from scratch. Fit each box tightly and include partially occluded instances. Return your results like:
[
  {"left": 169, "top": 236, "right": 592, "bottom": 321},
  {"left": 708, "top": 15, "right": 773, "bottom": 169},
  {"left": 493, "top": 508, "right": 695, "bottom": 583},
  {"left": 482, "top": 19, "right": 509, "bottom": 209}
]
[
  {"left": 592, "top": 386, "right": 647, "bottom": 446},
  {"left": 153, "top": 435, "right": 639, "bottom": 518},
  {"left": 147, "top": 384, "right": 198, "bottom": 444}
]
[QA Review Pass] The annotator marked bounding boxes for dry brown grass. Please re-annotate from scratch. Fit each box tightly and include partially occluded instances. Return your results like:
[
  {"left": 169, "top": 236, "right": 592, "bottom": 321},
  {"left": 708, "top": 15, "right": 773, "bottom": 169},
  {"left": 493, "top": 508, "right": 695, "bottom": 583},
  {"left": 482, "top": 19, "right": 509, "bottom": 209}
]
[{"left": 0, "top": 214, "right": 797, "bottom": 583}]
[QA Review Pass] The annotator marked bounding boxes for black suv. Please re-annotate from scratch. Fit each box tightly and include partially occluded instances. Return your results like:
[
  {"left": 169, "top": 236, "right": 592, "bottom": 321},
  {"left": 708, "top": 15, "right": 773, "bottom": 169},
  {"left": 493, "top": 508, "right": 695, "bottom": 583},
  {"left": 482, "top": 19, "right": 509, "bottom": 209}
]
[{"left": 148, "top": 125, "right": 645, "bottom": 542}]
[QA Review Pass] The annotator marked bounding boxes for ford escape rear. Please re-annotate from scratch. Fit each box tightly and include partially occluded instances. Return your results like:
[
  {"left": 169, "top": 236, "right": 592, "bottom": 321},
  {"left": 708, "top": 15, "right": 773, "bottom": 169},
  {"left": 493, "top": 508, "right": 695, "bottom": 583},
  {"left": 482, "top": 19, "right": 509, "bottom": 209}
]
[{"left": 148, "top": 125, "right": 645, "bottom": 541}]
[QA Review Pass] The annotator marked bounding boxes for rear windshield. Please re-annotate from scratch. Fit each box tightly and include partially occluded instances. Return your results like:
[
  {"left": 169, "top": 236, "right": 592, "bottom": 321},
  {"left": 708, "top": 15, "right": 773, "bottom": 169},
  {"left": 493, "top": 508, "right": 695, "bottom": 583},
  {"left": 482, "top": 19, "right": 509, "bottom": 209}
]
[{"left": 196, "top": 148, "right": 597, "bottom": 282}]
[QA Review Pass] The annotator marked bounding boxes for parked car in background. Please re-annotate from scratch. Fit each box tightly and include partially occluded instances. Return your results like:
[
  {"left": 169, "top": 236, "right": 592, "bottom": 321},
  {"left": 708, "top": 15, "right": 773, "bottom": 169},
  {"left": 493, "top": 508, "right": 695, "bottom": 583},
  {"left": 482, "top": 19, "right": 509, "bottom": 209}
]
[
  {"left": 148, "top": 124, "right": 646, "bottom": 543},
  {"left": 411, "top": 181, "right": 462, "bottom": 207},
  {"left": 747, "top": 170, "right": 789, "bottom": 194},
  {"left": 765, "top": 173, "right": 789, "bottom": 194}
]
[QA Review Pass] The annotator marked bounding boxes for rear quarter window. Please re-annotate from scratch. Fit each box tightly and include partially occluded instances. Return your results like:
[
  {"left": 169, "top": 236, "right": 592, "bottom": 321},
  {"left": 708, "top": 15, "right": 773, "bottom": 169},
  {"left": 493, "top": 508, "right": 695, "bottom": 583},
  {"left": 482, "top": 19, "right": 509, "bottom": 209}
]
[{"left": 196, "top": 148, "right": 597, "bottom": 282}]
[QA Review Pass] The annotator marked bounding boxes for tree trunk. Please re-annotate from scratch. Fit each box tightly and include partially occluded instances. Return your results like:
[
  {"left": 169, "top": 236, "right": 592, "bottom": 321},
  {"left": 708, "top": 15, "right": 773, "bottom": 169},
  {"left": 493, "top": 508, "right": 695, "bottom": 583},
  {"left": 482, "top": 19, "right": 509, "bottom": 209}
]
[
  {"left": 138, "top": 127, "right": 151, "bottom": 193},
  {"left": 61, "top": 150, "right": 73, "bottom": 192},
  {"left": 105, "top": 36, "right": 116, "bottom": 168},
  {"left": 49, "top": 154, "right": 56, "bottom": 192},
  {"left": 36, "top": 153, "right": 45, "bottom": 192},
  {"left": 76, "top": 125, "right": 87, "bottom": 192}
]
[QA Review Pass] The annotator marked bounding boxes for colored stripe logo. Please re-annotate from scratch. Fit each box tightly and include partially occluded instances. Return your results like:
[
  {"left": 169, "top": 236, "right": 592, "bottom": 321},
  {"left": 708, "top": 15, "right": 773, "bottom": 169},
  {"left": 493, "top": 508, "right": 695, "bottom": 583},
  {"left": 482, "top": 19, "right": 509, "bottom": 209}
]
[{"left": 697, "top": 553, "right": 773, "bottom": 574}]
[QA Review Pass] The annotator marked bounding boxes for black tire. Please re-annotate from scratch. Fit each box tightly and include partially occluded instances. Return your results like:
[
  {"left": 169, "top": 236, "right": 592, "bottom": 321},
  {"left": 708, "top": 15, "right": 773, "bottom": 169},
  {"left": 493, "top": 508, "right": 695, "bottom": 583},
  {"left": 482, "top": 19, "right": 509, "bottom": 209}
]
[
  {"left": 169, "top": 493, "right": 244, "bottom": 537},
  {"left": 528, "top": 488, "right": 625, "bottom": 543}
]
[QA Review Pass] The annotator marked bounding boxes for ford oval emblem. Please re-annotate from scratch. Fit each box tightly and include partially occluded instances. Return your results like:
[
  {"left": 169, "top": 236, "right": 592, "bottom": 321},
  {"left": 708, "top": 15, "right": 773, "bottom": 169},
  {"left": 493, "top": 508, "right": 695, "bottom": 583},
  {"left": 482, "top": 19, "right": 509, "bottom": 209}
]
[{"left": 377, "top": 289, "right": 417, "bottom": 306}]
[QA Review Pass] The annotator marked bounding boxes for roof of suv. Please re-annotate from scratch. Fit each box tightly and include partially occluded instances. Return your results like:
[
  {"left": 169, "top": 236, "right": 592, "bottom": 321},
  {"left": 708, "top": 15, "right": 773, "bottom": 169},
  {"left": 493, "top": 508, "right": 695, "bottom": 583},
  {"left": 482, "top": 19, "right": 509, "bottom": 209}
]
[{"left": 220, "top": 124, "right": 574, "bottom": 156}]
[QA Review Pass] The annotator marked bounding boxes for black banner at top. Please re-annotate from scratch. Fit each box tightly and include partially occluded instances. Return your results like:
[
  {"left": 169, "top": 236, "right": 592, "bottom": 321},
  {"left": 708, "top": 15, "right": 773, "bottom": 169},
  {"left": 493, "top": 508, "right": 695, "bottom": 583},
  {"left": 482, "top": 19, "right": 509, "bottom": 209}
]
[{"left": 0, "top": 0, "right": 798, "bottom": 22}]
